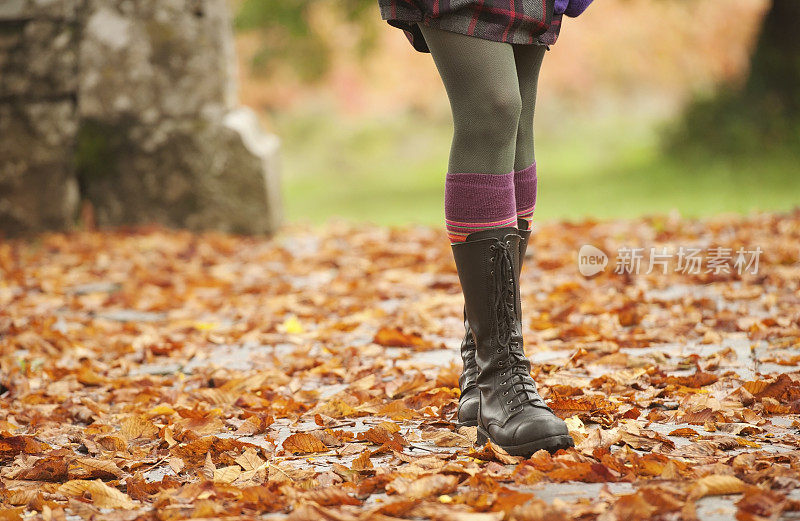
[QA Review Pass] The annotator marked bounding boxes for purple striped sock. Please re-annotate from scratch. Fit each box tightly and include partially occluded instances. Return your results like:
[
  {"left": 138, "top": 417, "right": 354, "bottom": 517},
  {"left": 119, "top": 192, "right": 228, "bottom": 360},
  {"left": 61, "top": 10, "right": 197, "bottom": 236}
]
[
  {"left": 444, "top": 171, "right": 517, "bottom": 244},
  {"left": 514, "top": 163, "right": 538, "bottom": 229}
]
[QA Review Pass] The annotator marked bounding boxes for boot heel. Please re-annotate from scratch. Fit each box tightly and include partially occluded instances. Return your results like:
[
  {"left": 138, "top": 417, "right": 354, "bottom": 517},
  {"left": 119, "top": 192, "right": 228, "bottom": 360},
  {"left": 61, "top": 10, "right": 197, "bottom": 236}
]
[{"left": 476, "top": 428, "right": 488, "bottom": 445}]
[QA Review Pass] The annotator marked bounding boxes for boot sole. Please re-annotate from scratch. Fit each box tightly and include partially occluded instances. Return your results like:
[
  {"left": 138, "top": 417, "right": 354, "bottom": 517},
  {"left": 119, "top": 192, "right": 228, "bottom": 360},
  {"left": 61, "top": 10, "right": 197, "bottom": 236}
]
[
  {"left": 456, "top": 420, "right": 478, "bottom": 428},
  {"left": 477, "top": 427, "right": 574, "bottom": 456}
]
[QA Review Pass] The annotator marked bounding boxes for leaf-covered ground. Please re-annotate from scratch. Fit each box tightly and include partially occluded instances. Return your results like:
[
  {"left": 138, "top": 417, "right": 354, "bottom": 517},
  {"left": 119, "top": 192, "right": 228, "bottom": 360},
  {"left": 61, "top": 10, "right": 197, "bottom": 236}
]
[{"left": 1, "top": 212, "right": 800, "bottom": 520}]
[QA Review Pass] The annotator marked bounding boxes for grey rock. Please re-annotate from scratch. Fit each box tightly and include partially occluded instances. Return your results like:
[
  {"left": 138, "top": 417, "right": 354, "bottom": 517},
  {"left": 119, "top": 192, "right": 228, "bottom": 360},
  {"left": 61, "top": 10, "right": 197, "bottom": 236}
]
[
  {"left": 0, "top": 19, "right": 79, "bottom": 99},
  {"left": 0, "top": 0, "right": 79, "bottom": 21},
  {"left": 0, "top": 0, "right": 28, "bottom": 20},
  {"left": 0, "top": 0, "right": 281, "bottom": 237},
  {"left": 78, "top": 107, "right": 281, "bottom": 234},
  {"left": 78, "top": 0, "right": 237, "bottom": 121},
  {"left": 0, "top": 101, "right": 80, "bottom": 235}
]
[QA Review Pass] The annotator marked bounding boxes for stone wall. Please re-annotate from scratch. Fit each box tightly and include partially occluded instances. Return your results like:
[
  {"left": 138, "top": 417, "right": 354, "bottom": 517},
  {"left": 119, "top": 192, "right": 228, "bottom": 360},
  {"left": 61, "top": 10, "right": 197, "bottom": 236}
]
[{"left": 0, "top": 0, "right": 281, "bottom": 236}]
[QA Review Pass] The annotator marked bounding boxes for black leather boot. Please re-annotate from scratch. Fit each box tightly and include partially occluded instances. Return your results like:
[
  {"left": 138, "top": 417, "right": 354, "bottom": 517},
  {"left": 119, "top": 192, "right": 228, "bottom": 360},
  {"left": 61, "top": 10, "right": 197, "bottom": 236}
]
[
  {"left": 457, "top": 220, "right": 531, "bottom": 427},
  {"left": 452, "top": 227, "right": 573, "bottom": 456}
]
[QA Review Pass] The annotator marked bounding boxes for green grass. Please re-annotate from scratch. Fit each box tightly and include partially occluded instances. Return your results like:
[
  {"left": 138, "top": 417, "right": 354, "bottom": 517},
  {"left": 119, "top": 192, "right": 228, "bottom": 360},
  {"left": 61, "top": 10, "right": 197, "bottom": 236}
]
[{"left": 276, "top": 107, "right": 800, "bottom": 226}]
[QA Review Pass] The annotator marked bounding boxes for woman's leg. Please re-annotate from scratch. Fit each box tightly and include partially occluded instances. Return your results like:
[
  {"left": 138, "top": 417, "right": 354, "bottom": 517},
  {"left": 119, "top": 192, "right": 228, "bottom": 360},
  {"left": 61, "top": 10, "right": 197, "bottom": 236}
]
[
  {"left": 420, "top": 25, "right": 573, "bottom": 455},
  {"left": 417, "top": 24, "right": 521, "bottom": 427},
  {"left": 511, "top": 44, "right": 546, "bottom": 229},
  {"left": 512, "top": 44, "right": 546, "bottom": 171},
  {"left": 417, "top": 24, "right": 522, "bottom": 244},
  {"left": 417, "top": 24, "right": 521, "bottom": 176}
]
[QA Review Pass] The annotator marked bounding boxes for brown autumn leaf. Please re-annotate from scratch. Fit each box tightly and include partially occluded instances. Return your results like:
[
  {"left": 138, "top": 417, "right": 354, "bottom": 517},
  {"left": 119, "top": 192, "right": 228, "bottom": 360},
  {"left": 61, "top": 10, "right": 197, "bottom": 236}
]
[
  {"left": 357, "top": 426, "right": 407, "bottom": 447},
  {"left": 0, "top": 507, "right": 25, "bottom": 521},
  {"left": 736, "top": 486, "right": 787, "bottom": 520},
  {"left": 311, "top": 429, "right": 345, "bottom": 448},
  {"left": 377, "top": 421, "right": 401, "bottom": 433},
  {"left": 315, "top": 399, "right": 361, "bottom": 418},
  {"left": 508, "top": 498, "right": 568, "bottom": 521},
  {"left": 638, "top": 484, "right": 686, "bottom": 513},
  {"left": 15, "top": 456, "right": 69, "bottom": 481},
  {"left": 664, "top": 371, "right": 719, "bottom": 388},
  {"left": 547, "top": 461, "right": 597, "bottom": 482},
  {"left": 385, "top": 372, "right": 431, "bottom": 398},
  {"left": 0, "top": 434, "right": 50, "bottom": 459},
  {"left": 680, "top": 407, "right": 720, "bottom": 424},
  {"left": 351, "top": 450, "right": 373, "bottom": 471},
  {"left": 267, "top": 462, "right": 315, "bottom": 484},
  {"left": 421, "top": 428, "right": 472, "bottom": 447},
  {"left": 468, "top": 441, "right": 522, "bottom": 465},
  {"left": 235, "top": 415, "right": 270, "bottom": 435},
  {"left": 171, "top": 436, "right": 262, "bottom": 466},
  {"left": 668, "top": 427, "right": 700, "bottom": 437},
  {"left": 234, "top": 448, "right": 265, "bottom": 472},
  {"left": 619, "top": 427, "right": 675, "bottom": 451},
  {"left": 395, "top": 474, "right": 459, "bottom": 500},
  {"left": 605, "top": 492, "right": 658, "bottom": 521},
  {"left": 202, "top": 451, "right": 216, "bottom": 480},
  {"left": 120, "top": 414, "right": 159, "bottom": 441},
  {"left": 283, "top": 433, "right": 329, "bottom": 454},
  {"left": 689, "top": 474, "right": 746, "bottom": 500},
  {"left": 0, "top": 421, "right": 20, "bottom": 433},
  {"left": 168, "top": 457, "right": 185, "bottom": 474},
  {"left": 213, "top": 465, "right": 241, "bottom": 483},
  {"left": 370, "top": 499, "right": 419, "bottom": 517},
  {"left": 615, "top": 302, "right": 645, "bottom": 327},
  {"left": 287, "top": 501, "right": 359, "bottom": 521},
  {"left": 76, "top": 366, "right": 106, "bottom": 386},
  {"left": 744, "top": 374, "right": 797, "bottom": 401},
  {"left": 377, "top": 400, "right": 419, "bottom": 420},
  {"left": 96, "top": 434, "right": 126, "bottom": 452},
  {"left": 298, "top": 487, "right": 362, "bottom": 506},
  {"left": 58, "top": 480, "right": 137, "bottom": 509},
  {"left": 373, "top": 326, "right": 432, "bottom": 349},
  {"left": 547, "top": 395, "right": 614, "bottom": 415},
  {"left": 68, "top": 457, "right": 124, "bottom": 480},
  {"left": 762, "top": 396, "right": 791, "bottom": 414}
]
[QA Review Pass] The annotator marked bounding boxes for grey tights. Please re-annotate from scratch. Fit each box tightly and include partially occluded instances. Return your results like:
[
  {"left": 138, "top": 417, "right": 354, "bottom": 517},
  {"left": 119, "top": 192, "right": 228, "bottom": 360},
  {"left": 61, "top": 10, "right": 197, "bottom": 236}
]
[{"left": 417, "top": 24, "right": 546, "bottom": 174}]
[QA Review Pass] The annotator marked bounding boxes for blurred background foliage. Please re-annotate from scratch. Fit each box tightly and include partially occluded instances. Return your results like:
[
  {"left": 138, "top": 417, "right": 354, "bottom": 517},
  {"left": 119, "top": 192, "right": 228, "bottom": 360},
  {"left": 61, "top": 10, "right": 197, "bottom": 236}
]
[
  {"left": 234, "top": 0, "right": 378, "bottom": 81},
  {"left": 230, "top": 0, "right": 799, "bottom": 225}
]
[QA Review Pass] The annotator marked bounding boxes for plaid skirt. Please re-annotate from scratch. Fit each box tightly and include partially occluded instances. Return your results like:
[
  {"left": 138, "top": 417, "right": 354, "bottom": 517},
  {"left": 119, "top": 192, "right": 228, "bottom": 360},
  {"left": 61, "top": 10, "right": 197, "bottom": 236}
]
[{"left": 379, "top": 0, "right": 560, "bottom": 53}]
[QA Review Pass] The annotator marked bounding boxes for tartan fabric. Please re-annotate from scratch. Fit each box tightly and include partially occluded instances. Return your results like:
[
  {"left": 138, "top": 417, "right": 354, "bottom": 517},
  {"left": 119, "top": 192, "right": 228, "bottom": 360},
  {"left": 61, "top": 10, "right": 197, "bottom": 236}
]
[{"left": 380, "top": 0, "right": 555, "bottom": 53}]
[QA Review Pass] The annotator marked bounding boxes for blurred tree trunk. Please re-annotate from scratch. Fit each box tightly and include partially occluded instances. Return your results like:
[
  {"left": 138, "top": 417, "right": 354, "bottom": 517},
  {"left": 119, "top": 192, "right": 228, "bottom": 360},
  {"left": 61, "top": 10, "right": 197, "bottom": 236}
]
[
  {"left": 667, "top": 0, "right": 799, "bottom": 152},
  {"left": 743, "top": 0, "right": 800, "bottom": 118}
]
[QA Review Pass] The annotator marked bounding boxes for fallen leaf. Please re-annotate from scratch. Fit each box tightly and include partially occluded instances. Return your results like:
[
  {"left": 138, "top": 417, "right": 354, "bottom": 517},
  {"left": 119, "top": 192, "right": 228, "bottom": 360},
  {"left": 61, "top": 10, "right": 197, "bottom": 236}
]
[
  {"left": 58, "top": 480, "right": 136, "bottom": 509},
  {"left": 283, "top": 433, "right": 328, "bottom": 454},
  {"left": 689, "top": 474, "right": 746, "bottom": 500}
]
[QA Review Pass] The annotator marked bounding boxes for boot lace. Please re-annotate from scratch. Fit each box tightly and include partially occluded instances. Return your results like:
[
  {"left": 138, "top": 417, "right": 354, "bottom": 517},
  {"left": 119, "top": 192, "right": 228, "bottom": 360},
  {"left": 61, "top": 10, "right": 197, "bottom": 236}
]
[{"left": 490, "top": 240, "right": 548, "bottom": 413}]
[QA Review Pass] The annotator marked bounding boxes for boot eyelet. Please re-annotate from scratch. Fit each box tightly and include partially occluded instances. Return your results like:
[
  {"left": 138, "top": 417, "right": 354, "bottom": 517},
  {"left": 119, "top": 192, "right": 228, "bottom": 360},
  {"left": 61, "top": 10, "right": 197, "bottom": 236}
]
[
  {"left": 503, "top": 391, "right": 508, "bottom": 395},
  {"left": 507, "top": 400, "right": 512, "bottom": 404}
]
